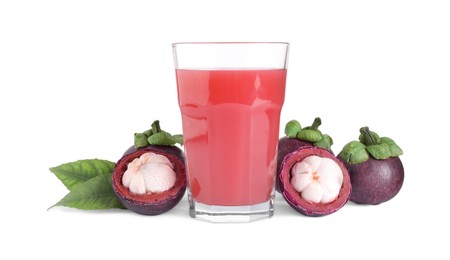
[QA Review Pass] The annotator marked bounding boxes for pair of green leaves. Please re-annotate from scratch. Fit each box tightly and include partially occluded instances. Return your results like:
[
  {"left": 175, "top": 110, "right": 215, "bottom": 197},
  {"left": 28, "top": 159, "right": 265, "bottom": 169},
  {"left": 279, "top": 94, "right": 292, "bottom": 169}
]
[
  {"left": 284, "top": 117, "right": 333, "bottom": 151},
  {"left": 338, "top": 127, "right": 403, "bottom": 164},
  {"left": 49, "top": 159, "right": 125, "bottom": 210},
  {"left": 135, "top": 120, "right": 183, "bottom": 148}
]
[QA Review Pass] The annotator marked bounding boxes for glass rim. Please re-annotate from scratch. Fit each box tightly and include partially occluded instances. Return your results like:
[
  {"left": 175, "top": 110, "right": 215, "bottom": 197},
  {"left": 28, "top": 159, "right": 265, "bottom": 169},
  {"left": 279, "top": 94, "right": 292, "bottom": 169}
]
[{"left": 172, "top": 42, "right": 289, "bottom": 47}]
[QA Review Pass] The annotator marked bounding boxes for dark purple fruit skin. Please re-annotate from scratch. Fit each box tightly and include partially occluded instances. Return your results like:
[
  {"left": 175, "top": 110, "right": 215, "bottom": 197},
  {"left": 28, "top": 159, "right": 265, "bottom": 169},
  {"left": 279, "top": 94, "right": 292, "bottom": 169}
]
[
  {"left": 276, "top": 137, "right": 313, "bottom": 192},
  {"left": 340, "top": 156, "right": 404, "bottom": 205},
  {"left": 280, "top": 146, "right": 351, "bottom": 217},
  {"left": 112, "top": 145, "right": 186, "bottom": 215},
  {"left": 117, "top": 187, "right": 184, "bottom": 216}
]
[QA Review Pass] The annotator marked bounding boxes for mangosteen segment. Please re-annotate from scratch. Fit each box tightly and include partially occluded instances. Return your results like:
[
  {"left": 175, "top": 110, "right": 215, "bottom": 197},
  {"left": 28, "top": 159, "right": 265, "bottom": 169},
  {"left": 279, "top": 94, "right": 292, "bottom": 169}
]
[
  {"left": 276, "top": 137, "right": 313, "bottom": 192},
  {"left": 276, "top": 117, "right": 335, "bottom": 193},
  {"left": 291, "top": 156, "right": 343, "bottom": 204},
  {"left": 280, "top": 147, "right": 351, "bottom": 216},
  {"left": 122, "top": 152, "right": 177, "bottom": 195}
]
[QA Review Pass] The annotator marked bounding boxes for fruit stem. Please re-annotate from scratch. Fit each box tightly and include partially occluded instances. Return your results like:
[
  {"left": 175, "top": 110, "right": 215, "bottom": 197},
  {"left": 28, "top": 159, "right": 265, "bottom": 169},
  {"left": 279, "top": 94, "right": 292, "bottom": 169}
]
[
  {"left": 311, "top": 117, "right": 322, "bottom": 130},
  {"left": 360, "top": 127, "right": 378, "bottom": 146},
  {"left": 152, "top": 120, "right": 161, "bottom": 134}
]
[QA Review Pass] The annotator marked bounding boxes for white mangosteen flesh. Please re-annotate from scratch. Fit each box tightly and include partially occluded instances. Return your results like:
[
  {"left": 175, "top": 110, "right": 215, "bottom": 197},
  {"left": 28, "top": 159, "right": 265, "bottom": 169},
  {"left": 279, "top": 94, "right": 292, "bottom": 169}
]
[
  {"left": 291, "top": 156, "right": 343, "bottom": 204},
  {"left": 122, "top": 152, "right": 176, "bottom": 195}
]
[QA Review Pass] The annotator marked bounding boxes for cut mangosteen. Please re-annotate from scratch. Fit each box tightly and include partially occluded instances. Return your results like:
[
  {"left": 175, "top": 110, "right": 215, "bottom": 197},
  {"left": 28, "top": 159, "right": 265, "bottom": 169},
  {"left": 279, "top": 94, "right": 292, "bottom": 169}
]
[
  {"left": 279, "top": 146, "right": 351, "bottom": 216},
  {"left": 112, "top": 120, "right": 186, "bottom": 215},
  {"left": 276, "top": 118, "right": 333, "bottom": 192},
  {"left": 338, "top": 127, "right": 404, "bottom": 205},
  {"left": 112, "top": 146, "right": 186, "bottom": 215}
]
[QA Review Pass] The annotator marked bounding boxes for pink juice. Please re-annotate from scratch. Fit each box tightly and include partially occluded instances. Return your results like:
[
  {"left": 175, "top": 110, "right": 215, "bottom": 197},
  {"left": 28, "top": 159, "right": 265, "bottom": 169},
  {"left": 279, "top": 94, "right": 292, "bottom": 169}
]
[{"left": 176, "top": 69, "right": 286, "bottom": 206}]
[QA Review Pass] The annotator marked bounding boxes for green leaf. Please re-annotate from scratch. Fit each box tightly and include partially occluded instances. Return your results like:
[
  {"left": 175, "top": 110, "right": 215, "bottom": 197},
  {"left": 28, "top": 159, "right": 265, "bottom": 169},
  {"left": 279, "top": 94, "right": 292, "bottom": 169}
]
[
  {"left": 314, "top": 134, "right": 333, "bottom": 151},
  {"left": 284, "top": 120, "right": 301, "bottom": 138},
  {"left": 338, "top": 141, "right": 369, "bottom": 164},
  {"left": 297, "top": 129, "right": 322, "bottom": 143},
  {"left": 172, "top": 134, "right": 184, "bottom": 145},
  {"left": 380, "top": 137, "right": 403, "bottom": 157},
  {"left": 148, "top": 132, "right": 176, "bottom": 146},
  {"left": 366, "top": 143, "right": 391, "bottom": 160},
  {"left": 50, "top": 159, "right": 115, "bottom": 191},
  {"left": 50, "top": 173, "right": 125, "bottom": 210}
]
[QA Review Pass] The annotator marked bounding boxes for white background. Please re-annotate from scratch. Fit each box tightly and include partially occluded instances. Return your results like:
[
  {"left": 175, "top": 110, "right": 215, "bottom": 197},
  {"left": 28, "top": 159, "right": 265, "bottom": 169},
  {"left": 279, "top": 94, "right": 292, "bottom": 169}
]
[{"left": 1, "top": 0, "right": 449, "bottom": 259}]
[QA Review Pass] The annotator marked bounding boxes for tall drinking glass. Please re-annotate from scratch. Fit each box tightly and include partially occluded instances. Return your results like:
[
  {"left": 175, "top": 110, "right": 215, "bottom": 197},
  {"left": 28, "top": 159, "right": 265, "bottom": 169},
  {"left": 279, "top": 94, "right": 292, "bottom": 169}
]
[{"left": 173, "top": 42, "right": 289, "bottom": 222}]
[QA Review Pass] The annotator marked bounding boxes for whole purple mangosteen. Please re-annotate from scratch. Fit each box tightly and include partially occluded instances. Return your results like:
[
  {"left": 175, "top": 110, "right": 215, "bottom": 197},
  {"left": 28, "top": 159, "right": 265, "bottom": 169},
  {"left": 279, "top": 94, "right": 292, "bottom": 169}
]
[{"left": 338, "top": 127, "right": 404, "bottom": 205}]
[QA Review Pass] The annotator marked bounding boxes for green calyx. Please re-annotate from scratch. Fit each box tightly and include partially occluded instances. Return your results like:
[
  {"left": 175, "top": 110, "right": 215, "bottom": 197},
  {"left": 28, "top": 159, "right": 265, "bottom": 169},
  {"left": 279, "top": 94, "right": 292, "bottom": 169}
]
[
  {"left": 338, "top": 141, "right": 369, "bottom": 164},
  {"left": 284, "top": 120, "right": 301, "bottom": 138},
  {"left": 134, "top": 120, "right": 184, "bottom": 149},
  {"left": 284, "top": 117, "right": 333, "bottom": 151},
  {"left": 338, "top": 126, "right": 403, "bottom": 164},
  {"left": 314, "top": 134, "right": 333, "bottom": 151}
]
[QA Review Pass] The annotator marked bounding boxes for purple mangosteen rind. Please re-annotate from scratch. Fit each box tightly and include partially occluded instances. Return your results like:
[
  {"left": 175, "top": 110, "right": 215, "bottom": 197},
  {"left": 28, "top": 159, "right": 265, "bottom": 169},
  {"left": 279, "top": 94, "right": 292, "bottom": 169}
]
[
  {"left": 276, "top": 137, "right": 313, "bottom": 192},
  {"left": 112, "top": 146, "right": 187, "bottom": 215},
  {"left": 339, "top": 156, "right": 404, "bottom": 205},
  {"left": 279, "top": 146, "right": 352, "bottom": 217}
]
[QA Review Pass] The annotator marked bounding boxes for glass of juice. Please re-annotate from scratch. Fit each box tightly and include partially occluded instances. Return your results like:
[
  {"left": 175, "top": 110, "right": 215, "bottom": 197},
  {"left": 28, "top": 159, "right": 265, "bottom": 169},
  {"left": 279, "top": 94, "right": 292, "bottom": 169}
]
[{"left": 173, "top": 42, "right": 289, "bottom": 222}]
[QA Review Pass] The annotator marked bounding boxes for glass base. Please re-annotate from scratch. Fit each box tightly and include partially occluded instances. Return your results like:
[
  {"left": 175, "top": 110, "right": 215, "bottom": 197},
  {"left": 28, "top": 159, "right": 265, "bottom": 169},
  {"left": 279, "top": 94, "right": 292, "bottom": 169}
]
[{"left": 188, "top": 194, "right": 274, "bottom": 223}]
